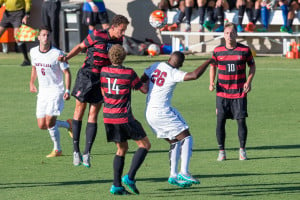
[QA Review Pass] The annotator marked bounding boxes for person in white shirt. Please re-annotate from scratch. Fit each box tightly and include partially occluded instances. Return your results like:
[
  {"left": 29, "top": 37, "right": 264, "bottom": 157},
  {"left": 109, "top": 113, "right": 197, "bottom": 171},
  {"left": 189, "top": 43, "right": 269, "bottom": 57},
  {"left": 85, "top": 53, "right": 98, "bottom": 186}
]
[
  {"left": 29, "top": 27, "right": 73, "bottom": 158},
  {"left": 142, "top": 51, "right": 214, "bottom": 187}
]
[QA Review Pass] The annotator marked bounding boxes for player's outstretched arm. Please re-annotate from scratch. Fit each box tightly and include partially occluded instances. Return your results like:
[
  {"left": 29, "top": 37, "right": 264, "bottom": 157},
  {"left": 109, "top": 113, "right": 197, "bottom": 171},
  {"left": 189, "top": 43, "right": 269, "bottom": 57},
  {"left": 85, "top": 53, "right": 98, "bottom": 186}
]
[
  {"left": 184, "top": 58, "right": 215, "bottom": 81},
  {"left": 139, "top": 73, "right": 149, "bottom": 94},
  {"left": 29, "top": 66, "right": 37, "bottom": 93},
  {"left": 58, "top": 42, "right": 85, "bottom": 62}
]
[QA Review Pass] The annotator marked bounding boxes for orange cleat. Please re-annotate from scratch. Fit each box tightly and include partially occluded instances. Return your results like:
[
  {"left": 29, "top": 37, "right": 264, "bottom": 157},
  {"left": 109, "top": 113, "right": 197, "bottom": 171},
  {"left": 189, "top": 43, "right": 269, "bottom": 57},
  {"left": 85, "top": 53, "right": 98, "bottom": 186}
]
[
  {"left": 168, "top": 23, "right": 178, "bottom": 31},
  {"left": 46, "top": 150, "right": 62, "bottom": 158}
]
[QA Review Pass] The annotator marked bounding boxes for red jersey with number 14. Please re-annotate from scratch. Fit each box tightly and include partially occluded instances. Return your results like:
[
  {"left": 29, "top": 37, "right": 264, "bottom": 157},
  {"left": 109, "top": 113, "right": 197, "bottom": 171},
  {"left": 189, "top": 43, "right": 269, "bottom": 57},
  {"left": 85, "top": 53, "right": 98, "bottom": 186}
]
[
  {"left": 211, "top": 43, "right": 255, "bottom": 99},
  {"left": 100, "top": 65, "right": 143, "bottom": 124}
]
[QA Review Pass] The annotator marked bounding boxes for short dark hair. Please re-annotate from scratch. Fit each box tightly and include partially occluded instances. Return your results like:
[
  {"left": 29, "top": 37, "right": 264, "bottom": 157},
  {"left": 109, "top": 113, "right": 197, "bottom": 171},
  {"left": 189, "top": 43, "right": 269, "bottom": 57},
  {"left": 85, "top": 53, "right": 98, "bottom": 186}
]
[
  {"left": 111, "top": 15, "right": 129, "bottom": 27},
  {"left": 169, "top": 51, "right": 185, "bottom": 68},
  {"left": 38, "top": 26, "right": 50, "bottom": 34},
  {"left": 224, "top": 22, "right": 237, "bottom": 33},
  {"left": 108, "top": 44, "right": 127, "bottom": 65}
]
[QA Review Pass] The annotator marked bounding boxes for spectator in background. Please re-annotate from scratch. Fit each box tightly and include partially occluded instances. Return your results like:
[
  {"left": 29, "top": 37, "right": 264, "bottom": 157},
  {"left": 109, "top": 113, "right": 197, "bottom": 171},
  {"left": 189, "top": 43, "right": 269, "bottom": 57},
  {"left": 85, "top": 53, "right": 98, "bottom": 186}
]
[
  {"left": 41, "top": 0, "right": 61, "bottom": 49},
  {"left": 244, "top": 0, "right": 261, "bottom": 32},
  {"left": 82, "top": 0, "right": 109, "bottom": 35},
  {"left": 159, "top": 0, "right": 186, "bottom": 31},
  {"left": 203, "top": 0, "right": 217, "bottom": 32},
  {"left": 0, "top": 0, "right": 31, "bottom": 66},
  {"left": 278, "top": 0, "right": 299, "bottom": 33}
]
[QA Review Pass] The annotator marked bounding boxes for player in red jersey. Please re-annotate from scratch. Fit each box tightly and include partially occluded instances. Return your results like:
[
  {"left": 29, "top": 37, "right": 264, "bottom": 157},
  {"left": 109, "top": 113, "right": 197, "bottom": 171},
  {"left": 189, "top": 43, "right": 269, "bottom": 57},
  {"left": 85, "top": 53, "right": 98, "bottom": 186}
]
[
  {"left": 58, "top": 15, "right": 129, "bottom": 168},
  {"left": 209, "top": 22, "right": 256, "bottom": 161},
  {"left": 100, "top": 44, "right": 151, "bottom": 195}
]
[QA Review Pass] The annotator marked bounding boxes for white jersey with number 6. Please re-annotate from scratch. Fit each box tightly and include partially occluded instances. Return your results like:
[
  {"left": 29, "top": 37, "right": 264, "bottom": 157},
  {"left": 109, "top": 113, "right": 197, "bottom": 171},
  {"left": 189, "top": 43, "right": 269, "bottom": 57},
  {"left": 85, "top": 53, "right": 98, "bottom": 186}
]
[
  {"left": 30, "top": 46, "right": 69, "bottom": 92},
  {"left": 144, "top": 62, "right": 188, "bottom": 139}
]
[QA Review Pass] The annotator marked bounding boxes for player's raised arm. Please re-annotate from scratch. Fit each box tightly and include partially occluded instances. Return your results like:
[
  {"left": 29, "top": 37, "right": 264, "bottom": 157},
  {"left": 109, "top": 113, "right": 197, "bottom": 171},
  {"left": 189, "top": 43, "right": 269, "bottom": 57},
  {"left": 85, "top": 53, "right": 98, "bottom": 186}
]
[
  {"left": 139, "top": 73, "right": 149, "bottom": 94},
  {"left": 184, "top": 58, "right": 215, "bottom": 81},
  {"left": 58, "top": 42, "right": 86, "bottom": 62}
]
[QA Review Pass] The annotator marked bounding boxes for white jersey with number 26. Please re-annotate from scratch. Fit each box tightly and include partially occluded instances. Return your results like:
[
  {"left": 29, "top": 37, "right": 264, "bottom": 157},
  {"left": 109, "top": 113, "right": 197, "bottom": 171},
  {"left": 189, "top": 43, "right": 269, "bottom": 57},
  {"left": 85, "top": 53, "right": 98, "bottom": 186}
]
[
  {"left": 30, "top": 46, "right": 69, "bottom": 92},
  {"left": 145, "top": 62, "right": 186, "bottom": 108}
]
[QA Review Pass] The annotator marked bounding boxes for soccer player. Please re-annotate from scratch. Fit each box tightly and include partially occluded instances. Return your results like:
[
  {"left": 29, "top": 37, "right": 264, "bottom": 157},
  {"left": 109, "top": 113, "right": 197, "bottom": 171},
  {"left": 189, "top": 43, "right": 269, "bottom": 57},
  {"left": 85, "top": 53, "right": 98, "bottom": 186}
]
[
  {"left": 58, "top": 15, "right": 129, "bottom": 168},
  {"left": 82, "top": 0, "right": 109, "bottom": 35},
  {"left": 100, "top": 44, "right": 151, "bottom": 195},
  {"left": 209, "top": 22, "right": 256, "bottom": 161},
  {"left": 29, "top": 27, "right": 72, "bottom": 158},
  {"left": 142, "top": 51, "right": 214, "bottom": 187},
  {"left": 0, "top": 0, "right": 31, "bottom": 66}
]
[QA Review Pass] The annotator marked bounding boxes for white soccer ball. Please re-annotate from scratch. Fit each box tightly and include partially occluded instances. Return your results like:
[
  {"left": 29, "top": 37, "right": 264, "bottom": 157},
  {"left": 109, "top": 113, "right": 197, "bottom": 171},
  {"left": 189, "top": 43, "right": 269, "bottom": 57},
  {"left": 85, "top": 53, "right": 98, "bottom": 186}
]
[
  {"left": 148, "top": 44, "right": 160, "bottom": 56},
  {"left": 149, "top": 10, "right": 168, "bottom": 29}
]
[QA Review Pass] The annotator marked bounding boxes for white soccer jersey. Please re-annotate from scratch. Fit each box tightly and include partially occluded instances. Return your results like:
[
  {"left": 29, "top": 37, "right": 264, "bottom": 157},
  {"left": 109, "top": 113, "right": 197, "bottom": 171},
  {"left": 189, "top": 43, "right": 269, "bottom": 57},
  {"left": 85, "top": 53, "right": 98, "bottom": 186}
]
[
  {"left": 30, "top": 46, "right": 69, "bottom": 92},
  {"left": 144, "top": 62, "right": 188, "bottom": 139},
  {"left": 144, "top": 62, "right": 186, "bottom": 108}
]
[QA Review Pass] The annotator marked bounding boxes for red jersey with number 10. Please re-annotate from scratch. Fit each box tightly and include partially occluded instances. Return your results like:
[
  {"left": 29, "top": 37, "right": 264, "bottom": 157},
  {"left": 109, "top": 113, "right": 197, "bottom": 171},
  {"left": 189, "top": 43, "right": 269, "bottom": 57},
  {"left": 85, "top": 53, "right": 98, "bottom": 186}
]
[
  {"left": 211, "top": 43, "right": 255, "bottom": 99},
  {"left": 100, "top": 65, "right": 143, "bottom": 124}
]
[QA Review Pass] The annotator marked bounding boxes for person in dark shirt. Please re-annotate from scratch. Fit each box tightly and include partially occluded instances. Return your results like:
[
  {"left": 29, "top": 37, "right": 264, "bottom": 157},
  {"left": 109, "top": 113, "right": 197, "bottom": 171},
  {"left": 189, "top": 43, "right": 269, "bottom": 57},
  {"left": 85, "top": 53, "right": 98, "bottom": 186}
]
[
  {"left": 209, "top": 22, "right": 256, "bottom": 161},
  {"left": 58, "top": 15, "right": 129, "bottom": 168},
  {"left": 100, "top": 44, "right": 151, "bottom": 195}
]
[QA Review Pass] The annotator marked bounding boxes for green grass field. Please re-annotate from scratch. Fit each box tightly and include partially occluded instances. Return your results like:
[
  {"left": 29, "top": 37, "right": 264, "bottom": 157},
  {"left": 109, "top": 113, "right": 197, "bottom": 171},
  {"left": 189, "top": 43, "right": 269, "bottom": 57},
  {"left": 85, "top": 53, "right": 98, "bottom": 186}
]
[{"left": 0, "top": 53, "right": 299, "bottom": 200}]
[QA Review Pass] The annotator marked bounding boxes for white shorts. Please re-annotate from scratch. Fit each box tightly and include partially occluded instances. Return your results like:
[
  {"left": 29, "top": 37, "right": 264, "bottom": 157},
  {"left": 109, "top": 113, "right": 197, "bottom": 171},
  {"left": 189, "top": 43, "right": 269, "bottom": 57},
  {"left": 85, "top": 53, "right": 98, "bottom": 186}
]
[
  {"left": 36, "top": 90, "right": 64, "bottom": 118},
  {"left": 145, "top": 106, "right": 189, "bottom": 140}
]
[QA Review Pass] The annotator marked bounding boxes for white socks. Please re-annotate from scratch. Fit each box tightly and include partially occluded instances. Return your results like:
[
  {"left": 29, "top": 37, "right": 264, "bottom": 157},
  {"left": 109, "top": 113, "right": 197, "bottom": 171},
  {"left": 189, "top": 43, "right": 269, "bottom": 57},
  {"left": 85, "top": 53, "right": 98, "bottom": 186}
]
[
  {"left": 48, "top": 124, "right": 61, "bottom": 151},
  {"left": 169, "top": 141, "right": 181, "bottom": 177},
  {"left": 180, "top": 135, "right": 193, "bottom": 175}
]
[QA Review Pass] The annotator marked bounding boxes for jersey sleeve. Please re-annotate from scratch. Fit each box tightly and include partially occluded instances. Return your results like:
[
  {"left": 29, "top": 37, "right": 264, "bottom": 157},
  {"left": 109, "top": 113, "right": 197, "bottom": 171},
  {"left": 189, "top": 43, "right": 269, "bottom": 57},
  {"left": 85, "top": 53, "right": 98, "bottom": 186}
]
[
  {"left": 131, "top": 70, "right": 143, "bottom": 90},
  {"left": 211, "top": 49, "right": 217, "bottom": 68},
  {"left": 170, "top": 68, "right": 186, "bottom": 83},
  {"left": 144, "top": 62, "right": 159, "bottom": 78},
  {"left": 83, "top": 31, "right": 97, "bottom": 48},
  {"left": 58, "top": 50, "right": 69, "bottom": 71},
  {"left": 246, "top": 47, "right": 255, "bottom": 67}
]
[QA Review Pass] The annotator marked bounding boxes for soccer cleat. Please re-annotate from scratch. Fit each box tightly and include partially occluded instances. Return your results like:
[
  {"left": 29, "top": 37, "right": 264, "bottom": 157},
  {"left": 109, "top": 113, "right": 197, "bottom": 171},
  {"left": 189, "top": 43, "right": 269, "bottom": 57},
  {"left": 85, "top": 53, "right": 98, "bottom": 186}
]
[
  {"left": 73, "top": 152, "right": 82, "bottom": 166},
  {"left": 110, "top": 185, "right": 131, "bottom": 195},
  {"left": 184, "top": 24, "right": 191, "bottom": 32},
  {"left": 168, "top": 177, "right": 192, "bottom": 188},
  {"left": 46, "top": 150, "right": 62, "bottom": 158},
  {"left": 237, "top": 24, "right": 244, "bottom": 32},
  {"left": 82, "top": 153, "right": 91, "bottom": 168},
  {"left": 203, "top": 20, "right": 214, "bottom": 32},
  {"left": 215, "top": 25, "right": 224, "bottom": 32},
  {"left": 178, "top": 173, "right": 200, "bottom": 184},
  {"left": 256, "top": 27, "right": 267, "bottom": 32},
  {"left": 168, "top": 23, "right": 178, "bottom": 31},
  {"left": 245, "top": 22, "right": 255, "bottom": 32},
  {"left": 280, "top": 25, "right": 288, "bottom": 32},
  {"left": 66, "top": 119, "right": 73, "bottom": 138},
  {"left": 122, "top": 174, "right": 139, "bottom": 195},
  {"left": 20, "top": 60, "right": 31, "bottom": 67},
  {"left": 160, "top": 24, "right": 169, "bottom": 32},
  {"left": 286, "top": 27, "right": 293, "bottom": 34},
  {"left": 217, "top": 150, "right": 226, "bottom": 161},
  {"left": 239, "top": 148, "right": 247, "bottom": 160}
]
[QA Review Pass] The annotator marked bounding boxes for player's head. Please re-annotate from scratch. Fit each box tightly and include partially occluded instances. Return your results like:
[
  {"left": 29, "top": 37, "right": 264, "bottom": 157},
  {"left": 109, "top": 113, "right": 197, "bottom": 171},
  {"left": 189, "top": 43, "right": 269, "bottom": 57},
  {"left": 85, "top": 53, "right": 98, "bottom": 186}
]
[
  {"left": 224, "top": 22, "right": 237, "bottom": 44},
  {"left": 168, "top": 51, "right": 185, "bottom": 68},
  {"left": 109, "top": 15, "right": 129, "bottom": 39},
  {"left": 38, "top": 27, "right": 51, "bottom": 46},
  {"left": 108, "top": 44, "right": 127, "bottom": 65}
]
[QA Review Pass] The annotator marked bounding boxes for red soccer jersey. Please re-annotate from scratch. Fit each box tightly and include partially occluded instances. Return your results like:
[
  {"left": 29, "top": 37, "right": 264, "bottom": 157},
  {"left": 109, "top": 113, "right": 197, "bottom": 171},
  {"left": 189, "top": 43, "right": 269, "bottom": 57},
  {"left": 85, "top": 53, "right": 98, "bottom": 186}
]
[
  {"left": 82, "top": 29, "right": 123, "bottom": 72},
  {"left": 100, "top": 65, "right": 143, "bottom": 124},
  {"left": 211, "top": 43, "right": 255, "bottom": 99}
]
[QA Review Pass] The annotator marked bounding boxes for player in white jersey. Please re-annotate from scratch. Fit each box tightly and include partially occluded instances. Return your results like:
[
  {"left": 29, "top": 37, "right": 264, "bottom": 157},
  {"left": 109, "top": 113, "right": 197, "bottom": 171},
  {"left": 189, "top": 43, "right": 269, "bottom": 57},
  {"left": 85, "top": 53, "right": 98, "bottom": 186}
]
[
  {"left": 29, "top": 27, "right": 73, "bottom": 158},
  {"left": 142, "top": 51, "right": 214, "bottom": 187}
]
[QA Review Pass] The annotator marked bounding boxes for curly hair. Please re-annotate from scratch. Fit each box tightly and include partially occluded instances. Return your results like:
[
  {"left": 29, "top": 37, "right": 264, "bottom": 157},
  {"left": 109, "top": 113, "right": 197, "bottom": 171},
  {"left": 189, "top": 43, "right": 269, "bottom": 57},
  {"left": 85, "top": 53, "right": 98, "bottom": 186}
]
[
  {"left": 108, "top": 44, "right": 127, "bottom": 65},
  {"left": 111, "top": 15, "right": 129, "bottom": 27}
]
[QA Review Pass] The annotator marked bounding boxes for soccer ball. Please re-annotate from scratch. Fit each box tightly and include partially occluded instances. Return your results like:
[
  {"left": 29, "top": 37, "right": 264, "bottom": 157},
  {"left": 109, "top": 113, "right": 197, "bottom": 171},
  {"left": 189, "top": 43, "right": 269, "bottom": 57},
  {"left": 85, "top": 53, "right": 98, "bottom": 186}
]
[
  {"left": 148, "top": 44, "right": 160, "bottom": 56},
  {"left": 149, "top": 10, "right": 167, "bottom": 29}
]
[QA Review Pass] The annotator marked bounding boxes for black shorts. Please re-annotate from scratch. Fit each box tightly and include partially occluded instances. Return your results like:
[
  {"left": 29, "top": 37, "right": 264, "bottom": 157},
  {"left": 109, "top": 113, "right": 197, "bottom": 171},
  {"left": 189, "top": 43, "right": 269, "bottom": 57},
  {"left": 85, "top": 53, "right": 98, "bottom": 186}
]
[
  {"left": 105, "top": 120, "right": 147, "bottom": 143},
  {"left": 0, "top": 9, "right": 24, "bottom": 28},
  {"left": 216, "top": 96, "right": 248, "bottom": 120},
  {"left": 82, "top": 11, "right": 109, "bottom": 26},
  {"left": 72, "top": 67, "right": 103, "bottom": 103}
]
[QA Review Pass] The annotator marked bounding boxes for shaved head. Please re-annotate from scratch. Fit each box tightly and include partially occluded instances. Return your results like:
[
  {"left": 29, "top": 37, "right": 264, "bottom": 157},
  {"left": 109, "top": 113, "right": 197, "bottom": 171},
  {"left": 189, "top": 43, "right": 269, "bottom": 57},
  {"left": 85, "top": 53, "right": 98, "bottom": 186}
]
[{"left": 168, "top": 51, "right": 185, "bottom": 68}]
